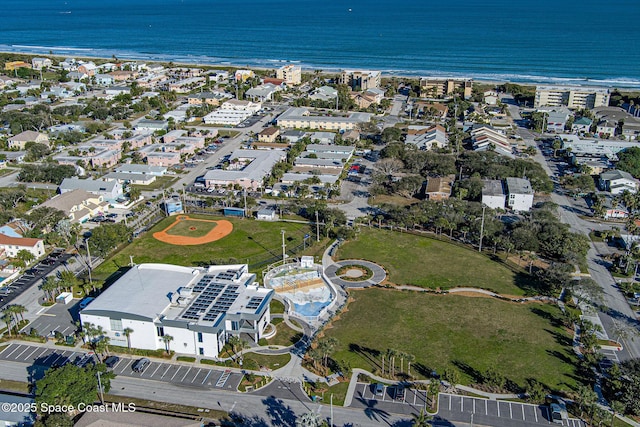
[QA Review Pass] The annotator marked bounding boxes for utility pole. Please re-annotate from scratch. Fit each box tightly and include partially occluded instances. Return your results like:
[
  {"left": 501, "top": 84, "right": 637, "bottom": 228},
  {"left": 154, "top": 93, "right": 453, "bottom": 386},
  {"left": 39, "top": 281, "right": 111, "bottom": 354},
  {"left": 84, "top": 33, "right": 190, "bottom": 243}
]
[
  {"left": 478, "top": 205, "right": 486, "bottom": 253},
  {"left": 97, "top": 371, "right": 105, "bottom": 405},
  {"left": 85, "top": 237, "right": 93, "bottom": 287},
  {"left": 281, "top": 230, "right": 286, "bottom": 264},
  {"left": 315, "top": 210, "right": 320, "bottom": 242}
]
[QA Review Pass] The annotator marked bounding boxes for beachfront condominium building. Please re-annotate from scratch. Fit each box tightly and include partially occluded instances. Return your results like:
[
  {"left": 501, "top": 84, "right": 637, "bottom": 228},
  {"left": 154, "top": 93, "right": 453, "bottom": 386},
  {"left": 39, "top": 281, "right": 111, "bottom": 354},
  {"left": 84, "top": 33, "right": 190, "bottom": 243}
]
[
  {"left": 340, "top": 70, "right": 381, "bottom": 91},
  {"left": 534, "top": 86, "right": 610, "bottom": 109},
  {"left": 80, "top": 263, "right": 273, "bottom": 358},
  {"left": 276, "top": 64, "right": 302, "bottom": 85},
  {"left": 419, "top": 78, "right": 472, "bottom": 99}
]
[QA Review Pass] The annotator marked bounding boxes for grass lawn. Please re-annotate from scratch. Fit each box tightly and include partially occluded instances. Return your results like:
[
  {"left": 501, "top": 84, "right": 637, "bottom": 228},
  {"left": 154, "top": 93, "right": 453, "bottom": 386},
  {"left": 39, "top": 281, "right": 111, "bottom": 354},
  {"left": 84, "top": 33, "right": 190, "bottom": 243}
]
[
  {"left": 337, "top": 228, "right": 529, "bottom": 295},
  {"left": 165, "top": 218, "right": 219, "bottom": 238},
  {"left": 325, "top": 288, "right": 581, "bottom": 393},
  {"left": 131, "top": 175, "right": 178, "bottom": 191},
  {"left": 245, "top": 352, "right": 290, "bottom": 370},
  {"left": 92, "top": 215, "right": 315, "bottom": 283},
  {"left": 267, "top": 321, "right": 303, "bottom": 347},
  {"left": 270, "top": 300, "right": 285, "bottom": 314}
]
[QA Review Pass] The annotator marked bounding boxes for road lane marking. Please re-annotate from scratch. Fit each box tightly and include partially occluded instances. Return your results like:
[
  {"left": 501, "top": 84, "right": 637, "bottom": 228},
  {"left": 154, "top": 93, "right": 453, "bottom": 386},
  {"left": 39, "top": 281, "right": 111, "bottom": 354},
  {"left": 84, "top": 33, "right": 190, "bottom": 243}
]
[
  {"left": 497, "top": 401, "right": 500, "bottom": 417},
  {"left": 485, "top": 399, "right": 488, "bottom": 415},
  {"left": 509, "top": 402, "right": 513, "bottom": 419},
  {"left": 448, "top": 395, "right": 451, "bottom": 411},
  {"left": 522, "top": 404, "right": 525, "bottom": 421},
  {"left": 535, "top": 406, "right": 538, "bottom": 422},
  {"left": 473, "top": 398, "right": 475, "bottom": 413},
  {"left": 460, "top": 396, "right": 463, "bottom": 412}
]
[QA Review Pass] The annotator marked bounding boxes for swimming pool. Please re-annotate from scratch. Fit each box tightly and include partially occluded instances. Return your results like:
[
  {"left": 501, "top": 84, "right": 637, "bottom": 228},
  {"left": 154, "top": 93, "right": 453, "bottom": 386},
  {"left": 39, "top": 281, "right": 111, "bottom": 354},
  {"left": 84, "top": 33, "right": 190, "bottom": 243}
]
[{"left": 293, "top": 299, "right": 333, "bottom": 318}]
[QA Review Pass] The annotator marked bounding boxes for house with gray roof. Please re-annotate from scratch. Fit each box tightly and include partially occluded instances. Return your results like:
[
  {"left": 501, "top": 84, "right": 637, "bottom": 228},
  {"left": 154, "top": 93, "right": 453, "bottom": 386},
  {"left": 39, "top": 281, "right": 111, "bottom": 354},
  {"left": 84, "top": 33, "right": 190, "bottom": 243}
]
[
  {"left": 599, "top": 169, "right": 639, "bottom": 194},
  {"left": 204, "top": 149, "right": 286, "bottom": 190},
  {"left": 59, "top": 177, "right": 123, "bottom": 201}
]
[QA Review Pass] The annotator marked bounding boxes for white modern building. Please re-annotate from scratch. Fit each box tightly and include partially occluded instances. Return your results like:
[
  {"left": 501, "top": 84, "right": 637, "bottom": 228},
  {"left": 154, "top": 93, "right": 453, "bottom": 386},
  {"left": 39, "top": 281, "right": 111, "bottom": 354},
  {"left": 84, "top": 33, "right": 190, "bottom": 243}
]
[
  {"left": 202, "top": 100, "right": 261, "bottom": 125},
  {"left": 599, "top": 170, "right": 639, "bottom": 195},
  {"left": 203, "top": 149, "right": 286, "bottom": 190},
  {"left": 0, "top": 234, "right": 45, "bottom": 259},
  {"left": 80, "top": 263, "right": 273, "bottom": 358},
  {"left": 481, "top": 180, "right": 506, "bottom": 210},
  {"left": 59, "top": 177, "right": 123, "bottom": 201},
  {"left": 505, "top": 177, "right": 534, "bottom": 212},
  {"left": 405, "top": 125, "right": 448, "bottom": 150}
]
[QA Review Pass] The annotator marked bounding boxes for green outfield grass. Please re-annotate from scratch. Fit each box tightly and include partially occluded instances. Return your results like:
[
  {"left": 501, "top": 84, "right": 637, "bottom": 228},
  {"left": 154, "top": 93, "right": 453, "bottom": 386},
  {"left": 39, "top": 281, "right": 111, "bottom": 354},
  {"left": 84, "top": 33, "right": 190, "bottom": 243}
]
[
  {"left": 337, "top": 228, "right": 531, "bottom": 295},
  {"left": 92, "top": 215, "right": 315, "bottom": 283},
  {"left": 325, "top": 288, "right": 581, "bottom": 393}
]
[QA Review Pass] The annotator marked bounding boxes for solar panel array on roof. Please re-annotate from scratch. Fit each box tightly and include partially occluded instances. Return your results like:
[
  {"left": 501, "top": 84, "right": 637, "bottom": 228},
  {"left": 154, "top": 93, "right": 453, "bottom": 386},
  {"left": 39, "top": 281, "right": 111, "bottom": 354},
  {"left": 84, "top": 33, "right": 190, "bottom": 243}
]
[
  {"left": 182, "top": 276, "right": 241, "bottom": 322},
  {"left": 246, "top": 296, "right": 263, "bottom": 310},
  {"left": 216, "top": 271, "right": 237, "bottom": 281}
]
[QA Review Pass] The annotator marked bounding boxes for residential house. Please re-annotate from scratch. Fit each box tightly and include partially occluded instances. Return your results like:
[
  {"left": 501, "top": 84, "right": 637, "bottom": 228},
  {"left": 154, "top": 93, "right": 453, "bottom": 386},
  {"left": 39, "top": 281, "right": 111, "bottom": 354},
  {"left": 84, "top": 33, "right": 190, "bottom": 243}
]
[
  {"left": 309, "top": 132, "right": 336, "bottom": 145},
  {"left": 0, "top": 234, "right": 45, "bottom": 259},
  {"left": 309, "top": 86, "right": 338, "bottom": 102},
  {"left": 31, "top": 57, "right": 52, "bottom": 70},
  {"left": 235, "top": 69, "right": 255, "bottom": 82},
  {"left": 135, "top": 119, "right": 169, "bottom": 132},
  {"left": 67, "top": 71, "right": 89, "bottom": 81},
  {"left": 572, "top": 117, "right": 593, "bottom": 133},
  {"left": 37, "top": 189, "right": 109, "bottom": 223},
  {"left": 115, "top": 164, "right": 167, "bottom": 176},
  {"left": 405, "top": 125, "right": 448, "bottom": 150},
  {"left": 482, "top": 180, "right": 506, "bottom": 210},
  {"left": 245, "top": 83, "right": 281, "bottom": 102},
  {"left": 256, "top": 208, "right": 277, "bottom": 221},
  {"left": 102, "top": 171, "right": 157, "bottom": 186},
  {"left": 94, "top": 74, "right": 115, "bottom": 86},
  {"left": 280, "top": 130, "right": 307, "bottom": 144},
  {"left": 424, "top": 175, "right": 454, "bottom": 201},
  {"left": 258, "top": 127, "right": 280, "bottom": 143},
  {"left": 599, "top": 170, "right": 639, "bottom": 194},
  {"left": 8, "top": 131, "right": 49, "bottom": 150},
  {"left": 505, "top": 177, "right": 534, "bottom": 212},
  {"left": 470, "top": 125, "right": 514, "bottom": 158},
  {"left": 77, "top": 62, "right": 97, "bottom": 76},
  {"left": 277, "top": 107, "right": 371, "bottom": 131},
  {"left": 545, "top": 110, "right": 570, "bottom": 133},
  {"left": 187, "top": 91, "right": 230, "bottom": 107},
  {"left": 59, "top": 177, "right": 123, "bottom": 201}
]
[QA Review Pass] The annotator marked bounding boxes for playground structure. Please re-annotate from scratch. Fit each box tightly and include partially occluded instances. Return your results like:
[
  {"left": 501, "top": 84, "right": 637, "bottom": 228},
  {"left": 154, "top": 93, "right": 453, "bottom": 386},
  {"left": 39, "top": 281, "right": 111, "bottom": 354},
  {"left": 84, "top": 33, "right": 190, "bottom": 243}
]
[{"left": 264, "top": 256, "right": 335, "bottom": 323}]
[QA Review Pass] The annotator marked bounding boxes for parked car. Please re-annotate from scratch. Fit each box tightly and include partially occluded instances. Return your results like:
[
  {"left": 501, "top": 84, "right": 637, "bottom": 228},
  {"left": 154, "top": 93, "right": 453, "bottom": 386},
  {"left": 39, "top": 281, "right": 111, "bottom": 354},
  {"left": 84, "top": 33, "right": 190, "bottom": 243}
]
[
  {"left": 104, "top": 356, "right": 120, "bottom": 368},
  {"left": 373, "top": 383, "right": 384, "bottom": 396},
  {"left": 132, "top": 358, "right": 150, "bottom": 373},
  {"left": 79, "top": 297, "right": 95, "bottom": 309}
]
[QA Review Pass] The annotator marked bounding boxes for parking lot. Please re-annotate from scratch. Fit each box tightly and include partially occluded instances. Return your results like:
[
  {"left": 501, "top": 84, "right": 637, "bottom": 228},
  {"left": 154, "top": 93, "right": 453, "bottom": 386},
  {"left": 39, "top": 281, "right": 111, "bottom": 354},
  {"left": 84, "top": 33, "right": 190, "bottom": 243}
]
[
  {"left": 436, "top": 393, "right": 585, "bottom": 427},
  {"left": 0, "top": 343, "right": 243, "bottom": 391},
  {"left": 348, "top": 381, "right": 428, "bottom": 416},
  {"left": 20, "top": 300, "right": 78, "bottom": 337},
  {"left": 0, "top": 252, "right": 73, "bottom": 309}
]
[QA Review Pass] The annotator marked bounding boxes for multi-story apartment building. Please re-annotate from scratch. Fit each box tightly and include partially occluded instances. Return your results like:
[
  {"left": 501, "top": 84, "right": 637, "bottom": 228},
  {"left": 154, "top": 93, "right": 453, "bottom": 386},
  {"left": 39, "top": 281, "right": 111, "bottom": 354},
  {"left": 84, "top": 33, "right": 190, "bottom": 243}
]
[
  {"left": 419, "top": 78, "right": 472, "bottom": 99},
  {"left": 534, "top": 86, "right": 610, "bottom": 109},
  {"left": 276, "top": 64, "right": 302, "bottom": 85},
  {"left": 340, "top": 70, "right": 381, "bottom": 91}
]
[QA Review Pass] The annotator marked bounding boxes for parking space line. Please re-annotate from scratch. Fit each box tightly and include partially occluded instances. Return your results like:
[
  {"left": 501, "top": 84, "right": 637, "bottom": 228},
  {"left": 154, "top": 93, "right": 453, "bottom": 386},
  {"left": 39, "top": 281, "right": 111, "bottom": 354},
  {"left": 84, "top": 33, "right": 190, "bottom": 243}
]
[
  {"left": 201, "top": 370, "right": 212, "bottom": 385},
  {"left": 161, "top": 365, "right": 171, "bottom": 378},
  {"left": 485, "top": 399, "right": 488, "bottom": 415},
  {"left": 460, "top": 396, "right": 463, "bottom": 412},
  {"left": 50, "top": 353, "right": 66, "bottom": 366},
  {"left": 535, "top": 406, "right": 538, "bottom": 422},
  {"left": 509, "top": 402, "right": 513, "bottom": 419},
  {"left": 380, "top": 386, "right": 386, "bottom": 402},
  {"left": 112, "top": 359, "right": 125, "bottom": 371},
  {"left": 34, "top": 347, "right": 49, "bottom": 361},
  {"left": 448, "top": 395, "right": 451, "bottom": 411},
  {"left": 171, "top": 366, "right": 183, "bottom": 381},
  {"left": 191, "top": 369, "right": 202, "bottom": 383},
  {"left": 473, "top": 398, "right": 475, "bottom": 414},
  {"left": 180, "top": 367, "right": 192, "bottom": 382},
  {"left": 522, "top": 404, "right": 525, "bottom": 421},
  {"left": 15, "top": 346, "right": 30, "bottom": 360},
  {"left": 2, "top": 344, "right": 18, "bottom": 357},
  {"left": 150, "top": 364, "right": 162, "bottom": 377},
  {"left": 23, "top": 347, "right": 40, "bottom": 361},
  {"left": 497, "top": 401, "right": 500, "bottom": 417}
]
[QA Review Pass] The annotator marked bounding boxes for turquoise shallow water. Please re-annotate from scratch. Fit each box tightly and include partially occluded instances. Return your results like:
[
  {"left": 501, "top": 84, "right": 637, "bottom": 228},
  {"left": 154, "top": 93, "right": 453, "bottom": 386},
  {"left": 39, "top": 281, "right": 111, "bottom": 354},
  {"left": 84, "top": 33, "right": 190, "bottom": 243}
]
[{"left": 2, "top": 0, "right": 640, "bottom": 86}]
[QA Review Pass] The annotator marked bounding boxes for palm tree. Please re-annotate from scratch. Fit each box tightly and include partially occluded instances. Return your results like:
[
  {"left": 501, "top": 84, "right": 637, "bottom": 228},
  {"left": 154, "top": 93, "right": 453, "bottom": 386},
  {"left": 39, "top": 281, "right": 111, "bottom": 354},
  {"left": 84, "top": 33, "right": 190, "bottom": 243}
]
[
  {"left": 15, "top": 249, "right": 35, "bottom": 267},
  {"left": 40, "top": 276, "right": 58, "bottom": 302},
  {"left": 575, "top": 384, "right": 597, "bottom": 420},
  {"left": 428, "top": 380, "right": 440, "bottom": 407},
  {"left": 610, "top": 400, "right": 625, "bottom": 426},
  {"left": 12, "top": 304, "right": 27, "bottom": 323},
  {"left": 227, "top": 335, "right": 241, "bottom": 359},
  {"left": 307, "top": 348, "right": 323, "bottom": 372},
  {"left": 386, "top": 349, "right": 395, "bottom": 378},
  {"left": 123, "top": 327, "right": 134, "bottom": 350},
  {"left": 58, "top": 270, "right": 79, "bottom": 294},
  {"left": 406, "top": 353, "right": 415, "bottom": 378},
  {"left": 162, "top": 335, "right": 174, "bottom": 354},
  {"left": 398, "top": 351, "right": 406, "bottom": 374},
  {"left": 412, "top": 408, "right": 432, "bottom": 427},
  {"left": 2, "top": 312, "right": 13, "bottom": 337}
]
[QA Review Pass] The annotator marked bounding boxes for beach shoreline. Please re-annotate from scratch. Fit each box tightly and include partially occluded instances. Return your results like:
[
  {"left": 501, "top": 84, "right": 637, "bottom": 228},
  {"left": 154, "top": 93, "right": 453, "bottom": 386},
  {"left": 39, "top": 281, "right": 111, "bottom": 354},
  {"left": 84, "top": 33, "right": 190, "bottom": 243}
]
[{"left": 3, "top": 47, "right": 639, "bottom": 91}]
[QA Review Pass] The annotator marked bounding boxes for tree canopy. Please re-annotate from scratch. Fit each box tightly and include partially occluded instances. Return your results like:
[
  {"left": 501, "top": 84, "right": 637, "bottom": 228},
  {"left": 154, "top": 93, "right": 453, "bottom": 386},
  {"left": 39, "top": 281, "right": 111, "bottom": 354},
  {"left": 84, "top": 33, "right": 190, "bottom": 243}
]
[
  {"left": 616, "top": 147, "right": 640, "bottom": 178},
  {"left": 35, "top": 363, "right": 114, "bottom": 410}
]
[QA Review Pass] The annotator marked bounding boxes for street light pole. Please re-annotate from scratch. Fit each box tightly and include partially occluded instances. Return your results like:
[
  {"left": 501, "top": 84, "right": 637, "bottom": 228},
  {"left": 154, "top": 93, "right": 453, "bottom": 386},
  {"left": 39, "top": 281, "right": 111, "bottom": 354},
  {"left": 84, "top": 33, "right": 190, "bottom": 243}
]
[
  {"left": 330, "top": 393, "right": 334, "bottom": 427},
  {"left": 478, "top": 205, "right": 486, "bottom": 253},
  {"left": 97, "top": 371, "right": 105, "bottom": 405},
  {"left": 85, "top": 237, "right": 93, "bottom": 288},
  {"left": 281, "top": 230, "right": 286, "bottom": 264}
]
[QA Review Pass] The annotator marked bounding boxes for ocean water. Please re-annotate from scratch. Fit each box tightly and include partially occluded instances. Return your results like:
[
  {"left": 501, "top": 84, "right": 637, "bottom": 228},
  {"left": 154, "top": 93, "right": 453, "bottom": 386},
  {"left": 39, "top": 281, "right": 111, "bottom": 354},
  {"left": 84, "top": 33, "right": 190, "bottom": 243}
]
[{"left": 2, "top": 0, "right": 640, "bottom": 86}]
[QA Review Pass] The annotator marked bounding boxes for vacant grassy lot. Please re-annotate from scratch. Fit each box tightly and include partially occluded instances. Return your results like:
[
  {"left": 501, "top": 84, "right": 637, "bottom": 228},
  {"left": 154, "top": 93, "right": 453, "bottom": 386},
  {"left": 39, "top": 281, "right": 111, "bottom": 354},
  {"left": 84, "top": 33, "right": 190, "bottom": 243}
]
[
  {"left": 93, "top": 215, "right": 314, "bottom": 283},
  {"left": 325, "top": 288, "right": 580, "bottom": 392},
  {"left": 337, "top": 228, "right": 529, "bottom": 295}
]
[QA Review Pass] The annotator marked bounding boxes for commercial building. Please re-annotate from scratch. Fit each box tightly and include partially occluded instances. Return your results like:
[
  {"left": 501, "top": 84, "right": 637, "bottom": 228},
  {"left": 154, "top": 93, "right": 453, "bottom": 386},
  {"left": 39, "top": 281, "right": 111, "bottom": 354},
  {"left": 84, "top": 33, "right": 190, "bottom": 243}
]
[
  {"left": 202, "top": 100, "right": 261, "bottom": 126},
  {"left": 419, "top": 78, "right": 472, "bottom": 99},
  {"left": 340, "top": 70, "right": 381, "bottom": 91},
  {"left": 534, "top": 86, "right": 610, "bottom": 109},
  {"left": 276, "top": 64, "right": 302, "bottom": 85},
  {"left": 481, "top": 180, "right": 506, "bottom": 210},
  {"left": 203, "top": 149, "right": 286, "bottom": 190},
  {"left": 505, "top": 177, "right": 534, "bottom": 212},
  {"left": 80, "top": 263, "right": 272, "bottom": 358},
  {"left": 277, "top": 107, "right": 371, "bottom": 131}
]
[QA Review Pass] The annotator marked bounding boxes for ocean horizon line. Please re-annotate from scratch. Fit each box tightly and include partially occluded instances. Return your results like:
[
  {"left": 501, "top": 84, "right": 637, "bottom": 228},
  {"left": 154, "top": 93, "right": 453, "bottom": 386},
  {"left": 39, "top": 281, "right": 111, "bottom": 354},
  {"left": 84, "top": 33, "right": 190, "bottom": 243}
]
[{"left": 4, "top": 44, "right": 640, "bottom": 90}]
